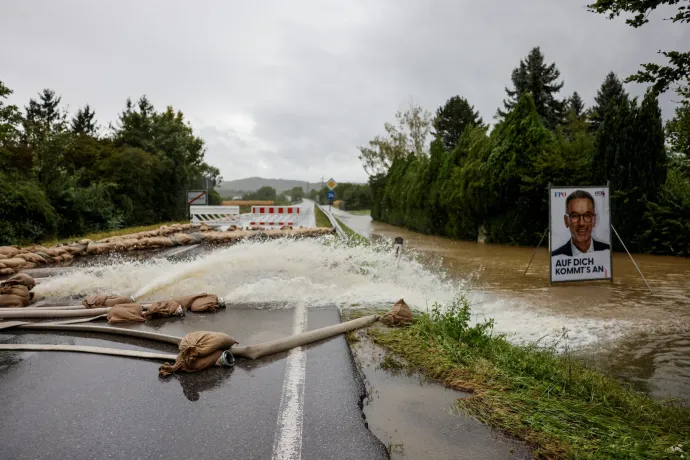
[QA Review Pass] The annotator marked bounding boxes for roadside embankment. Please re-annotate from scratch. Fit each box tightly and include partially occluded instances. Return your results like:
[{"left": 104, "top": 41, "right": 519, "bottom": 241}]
[
  {"left": 346, "top": 298, "right": 690, "bottom": 459},
  {"left": 0, "top": 223, "right": 334, "bottom": 277}
]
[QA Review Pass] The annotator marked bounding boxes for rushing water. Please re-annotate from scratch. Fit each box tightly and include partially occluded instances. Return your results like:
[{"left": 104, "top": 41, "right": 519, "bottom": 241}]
[
  {"left": 336, "top": 209, "right": 690, "bottom": 404},
  {"left": 32, "top": 211, "right": 690, "bottom": 403}
]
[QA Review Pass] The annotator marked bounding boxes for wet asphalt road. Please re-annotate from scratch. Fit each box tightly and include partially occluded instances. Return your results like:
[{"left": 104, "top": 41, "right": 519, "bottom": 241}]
[{"left": 0, "top": 307, "right": 388, "bottom": 460}]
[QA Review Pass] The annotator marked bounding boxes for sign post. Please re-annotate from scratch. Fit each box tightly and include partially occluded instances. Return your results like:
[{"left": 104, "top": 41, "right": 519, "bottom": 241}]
[
  {"left": 326, "top": 178, "right": 337, "bottom": 211},
  {"left": 186, "top": 190, "right": 208, "bottom": 220}
]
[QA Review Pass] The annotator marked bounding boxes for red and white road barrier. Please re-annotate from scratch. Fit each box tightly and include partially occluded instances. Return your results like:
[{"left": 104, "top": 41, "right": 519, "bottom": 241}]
[{"left": 249, "top": 206, "right": 301, "bottom": 228}]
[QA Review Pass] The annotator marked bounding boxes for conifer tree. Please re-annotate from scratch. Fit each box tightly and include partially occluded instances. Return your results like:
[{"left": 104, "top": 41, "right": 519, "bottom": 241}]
[
  {"left": 568, "top": 92, "right": 585, "bottom": 117},
  {"left": 497, "top": 47, "right": 566, "bottom": 130},
  {"left": 71, "top": 105, "right": 98, "bottom": 137},
  {"left": 589, "top": 72, "right": 628, "bottom": 132},
  {"left": 432, "top": 96, "right": 483, "bottom": 152}
]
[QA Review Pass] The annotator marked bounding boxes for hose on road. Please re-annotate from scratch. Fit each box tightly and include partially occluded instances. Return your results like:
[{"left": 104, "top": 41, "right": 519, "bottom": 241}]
[
  {"left": 0, "top": 344, "right": 177, "bottom": 361},
  {"left": 0, "top": 314, "right": 380, "bottom": 362},
  {"left": 0, "top": 308, "right": 110, "bottom": 319}
]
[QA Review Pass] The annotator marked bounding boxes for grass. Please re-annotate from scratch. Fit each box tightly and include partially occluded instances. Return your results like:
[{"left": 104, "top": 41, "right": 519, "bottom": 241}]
[
  {"left": 314, "top": 204, "right": 332, "bottom": 228},
  {"left": 335, "top": 217, "right": 370, "bottom": 246},
  {"left": 41, "top": 221, "right": 188, "bottom": 246},
  {"left": 363, "top": 296, "right": 690, "bottom": 459},
  {"left": 346, "top": 209, "right": 371, "bottom": 216}
]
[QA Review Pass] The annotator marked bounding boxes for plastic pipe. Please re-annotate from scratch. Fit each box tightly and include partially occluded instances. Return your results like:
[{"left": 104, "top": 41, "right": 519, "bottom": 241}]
[
  {"left": 14, "top": 323, "right": 182, "bottom": 345},
  {"left": 0, "top": 314, "right": 380, "bottom": 363},
  {"left": 0, "top": 344, "right": 176, "bottom": 361},
  {"left": 231, "top": 314, "right": 379, "bottom": 359},
  {"left": 0, "top": 308, "right": 110, "bottom": 319}
]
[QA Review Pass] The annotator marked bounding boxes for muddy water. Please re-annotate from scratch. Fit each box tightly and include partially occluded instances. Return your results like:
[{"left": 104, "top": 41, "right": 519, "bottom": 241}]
[{"left": 352, "top": 215, "right": 690, "bottom": 404}]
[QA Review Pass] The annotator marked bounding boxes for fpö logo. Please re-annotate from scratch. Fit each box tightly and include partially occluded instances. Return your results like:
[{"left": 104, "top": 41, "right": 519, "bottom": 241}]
[
  {"left": 595, "top": 191, "right": 606, "bottom": 197},
  {"left": 554, "top": 192, "right": 566, "bottom": 198}
]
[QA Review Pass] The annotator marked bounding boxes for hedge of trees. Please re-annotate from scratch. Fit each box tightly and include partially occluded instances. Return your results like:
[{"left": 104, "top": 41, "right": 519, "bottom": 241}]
[
  {"left": 0, "top": 81, "right": 222, "bottom": 245},
  {"left": 316, "top": 182, "right": 371, "bottom": 210},
  {"left": 362, "top": 47, "right": 690, "bottom": 256}
]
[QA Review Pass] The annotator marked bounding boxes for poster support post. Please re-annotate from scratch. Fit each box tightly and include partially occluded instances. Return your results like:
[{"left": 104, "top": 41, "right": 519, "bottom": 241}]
[
  {"left": 524, "top": 227, "right": 549, "bottom": 276},
  {"left": 611, "top": 225, "right": 652, "bottom": 293},
  {"left": 548, "top": 183, "right": 553, "bottom": 286}
]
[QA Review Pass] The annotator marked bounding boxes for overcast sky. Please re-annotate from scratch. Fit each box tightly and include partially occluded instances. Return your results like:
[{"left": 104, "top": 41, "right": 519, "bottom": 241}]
[{"left": 2, "top": 1, "right": 687, "bottom": 183}]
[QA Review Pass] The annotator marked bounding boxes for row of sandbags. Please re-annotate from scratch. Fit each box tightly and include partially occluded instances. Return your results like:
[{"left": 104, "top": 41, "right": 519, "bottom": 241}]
[
  {"left": 82, "top": 293, "right": 225, "bottom": 324},
  {"left": 0, "top": 225, "right": 335, "bottom": 276},
  {"left": 0, "top": 273, "right": 37, "bottom": 308}
]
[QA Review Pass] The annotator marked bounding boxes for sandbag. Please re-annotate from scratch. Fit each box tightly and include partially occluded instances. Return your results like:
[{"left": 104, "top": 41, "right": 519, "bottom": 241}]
[
  {"left": 0, "top": 246, "right": 20, "bottom": 258},
  {"left": 1, "top": 258, "right": 27, "bottom": 269},
  {"left": 142, "top": 300, "right": 185, "bottom": 319},
  {"left": 15, "top": 252, "right": 46, "bottom": 265},
  {"left": 0, "top": 273, "right": 36, "bottom": 290},
  {"left": 0, "top": 285, "right": 32, "bottom": 308},
  {"left": 0, "top": 268, "right": 15, "bottom": 276},
  {"left": 106, "top": 304, "right": 146, "bottom": 324},
  {"left": 171, "top": 233, "right": 192, "bottom": 245},
  {"left": 172, "top": 293, "right": 224, "bottom": 313},
  {"left": 159, "top": 331, "right": 238, "bottom": 376},
  {"left": 82, "top": 294, "right": 133, "bottom": 309},
  {"left": 381, "top": 298, "right": 414, "bottom": 327}
]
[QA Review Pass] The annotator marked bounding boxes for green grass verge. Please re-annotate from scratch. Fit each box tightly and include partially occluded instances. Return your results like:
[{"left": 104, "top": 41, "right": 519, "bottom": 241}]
[
  {"left": 335, "top": 217, "right": 370, "bottom": 246},
  {"left": 366, "top": 297, "right": 690, "bottom": 459},
  {"left": 346, "top": 209, "right": 371, "bottom": 216},
  {"left": 314, "top": 204, "right": 332, "bottom": 228},
  {"left": 41, "top": 220, "right": 189, "bottom": 246}
]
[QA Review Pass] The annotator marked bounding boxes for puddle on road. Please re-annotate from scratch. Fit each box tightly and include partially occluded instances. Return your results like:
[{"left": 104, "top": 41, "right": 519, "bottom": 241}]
[{"left": 350, "top": 328, "right": 531, "bottom": 460}]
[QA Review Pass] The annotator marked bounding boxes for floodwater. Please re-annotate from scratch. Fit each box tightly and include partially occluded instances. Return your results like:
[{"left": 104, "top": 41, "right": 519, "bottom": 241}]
[
  {"left": 334, "top": 209, "right": 690, "bottom": 404},
  {"left": 29, "top": 206, "right": 690, "bottom": 404}
]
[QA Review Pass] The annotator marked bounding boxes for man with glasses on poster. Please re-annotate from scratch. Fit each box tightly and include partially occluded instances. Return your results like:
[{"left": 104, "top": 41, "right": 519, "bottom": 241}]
[{"left": 551, "top": 190, "right": 611, "bottom": 257}]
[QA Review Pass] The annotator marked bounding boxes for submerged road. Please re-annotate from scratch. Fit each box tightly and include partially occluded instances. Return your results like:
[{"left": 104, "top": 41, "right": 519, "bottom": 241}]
[{"left": 0, "top": 199, "right": 388, "bottom": 460}]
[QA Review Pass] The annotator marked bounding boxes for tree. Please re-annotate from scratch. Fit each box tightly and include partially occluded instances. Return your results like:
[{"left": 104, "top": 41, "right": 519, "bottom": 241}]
[
  {"left": 289, "top": 186, "right": 304, "bottom": 202},
  {"left": 22, "top": 89, "right": 69, "bottom": 186},
  {"left": 432, "top": 96, "right": 484, "bottom": 152},
  {"left": 71, "top": 105, "right": 98, "bottom": 137},
  {"left": 488, "top": 92, "right": 554, "bottom": 244},
  {"left": 593, "top": 90, "right": 667, "bottom": 251},
  {"left": 497, "top": 47, "right": 566, "bottom": 130},
  {"left": 589, "top": 72, "right": 628, "bottom": 132},
  {"left": 0, "top": 81, "right": 22, "bottom": 146},
  {"left": 587, "top": 0, "right": 690, "bottom": 97},
  {"left": 666, "top": 103, "right": 690, "bottom": 160},
  {"left": 358, "top": 102, "right": 432, "bottom": 175},
  {"left": 568, "top": 92, "right": 586, "bottom": 117},
  {"left": 244, "top": 186, "right": 277, "bottom": 201}
]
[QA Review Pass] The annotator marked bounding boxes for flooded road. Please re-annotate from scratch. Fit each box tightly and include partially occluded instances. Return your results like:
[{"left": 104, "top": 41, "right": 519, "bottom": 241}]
[{"left": 334, "top": 210, "right": 690, "bottom": 404}]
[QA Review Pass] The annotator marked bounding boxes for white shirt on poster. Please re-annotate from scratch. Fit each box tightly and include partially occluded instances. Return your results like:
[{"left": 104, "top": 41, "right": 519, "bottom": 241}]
[{"left": 571, "top": 240, "right": 594, "bottom": 256}]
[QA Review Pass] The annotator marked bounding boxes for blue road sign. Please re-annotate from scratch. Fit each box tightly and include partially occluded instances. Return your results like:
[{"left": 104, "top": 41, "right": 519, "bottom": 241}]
[{"left": 327, "top": 190, "right": 335, "bottom": 201}]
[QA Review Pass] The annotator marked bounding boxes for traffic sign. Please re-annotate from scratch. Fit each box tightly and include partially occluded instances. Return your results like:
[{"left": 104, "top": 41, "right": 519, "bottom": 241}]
[
  {"left": 326, "top": 178, "right": 337, "bottom": 190},
  {"left": 327, "top": 190, "right": 335, "bottom": 201},
  {"left": 187, "top": 190, "right": 208, "bottom": 205}
]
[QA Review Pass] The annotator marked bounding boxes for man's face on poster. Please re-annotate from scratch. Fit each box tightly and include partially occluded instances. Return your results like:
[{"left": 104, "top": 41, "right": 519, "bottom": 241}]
[{"left": 564, "top": 197, "right": 596, "bottom": 249}]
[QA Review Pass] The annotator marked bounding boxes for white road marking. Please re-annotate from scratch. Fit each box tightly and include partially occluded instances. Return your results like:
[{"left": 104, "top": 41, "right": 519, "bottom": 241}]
[{"left": 271, "top": 304, "right": 308, "bottom": 460}]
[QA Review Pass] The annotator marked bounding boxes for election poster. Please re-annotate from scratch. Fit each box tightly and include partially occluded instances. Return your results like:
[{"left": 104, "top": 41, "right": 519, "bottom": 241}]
[{"left": 549, "top": 186, "right": 612, "bottom": 283}]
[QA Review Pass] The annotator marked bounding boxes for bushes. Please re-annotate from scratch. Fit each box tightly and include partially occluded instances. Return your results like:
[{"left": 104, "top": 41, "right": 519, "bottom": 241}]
[
  {"left": 0, "top": 175, "right": 57, "bottom": 244},
  {"left": 0, "top": 81, "right": 223, "bottom": 245}
]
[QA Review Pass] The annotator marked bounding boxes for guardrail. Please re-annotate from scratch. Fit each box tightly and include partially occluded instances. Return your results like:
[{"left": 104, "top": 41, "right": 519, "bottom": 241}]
[
  {"left": 315, "top": 203, "right": 347, "bottom": 240},
  {"left": 190, "top": 205, "right": 240, "bottom": 226}
]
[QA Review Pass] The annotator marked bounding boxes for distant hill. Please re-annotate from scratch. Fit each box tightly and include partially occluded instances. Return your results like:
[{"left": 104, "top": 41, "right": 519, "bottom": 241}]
[{"left": 216, "top": 177, "right": 323, "bottom": 196}]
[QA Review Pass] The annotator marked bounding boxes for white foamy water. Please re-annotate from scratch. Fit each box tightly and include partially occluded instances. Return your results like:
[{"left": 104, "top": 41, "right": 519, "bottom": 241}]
[{"left": 33, "top": 236, "right": 633, "bottom": 349}]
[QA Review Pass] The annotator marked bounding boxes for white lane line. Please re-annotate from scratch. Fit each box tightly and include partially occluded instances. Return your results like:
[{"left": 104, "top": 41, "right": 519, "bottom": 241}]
[{"left": 271, "top": 304, "right": 308, "bottom": 460}]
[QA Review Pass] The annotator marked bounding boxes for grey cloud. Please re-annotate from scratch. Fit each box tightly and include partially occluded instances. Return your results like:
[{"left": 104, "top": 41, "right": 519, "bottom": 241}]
[{"left": 2, "top": 0, "right": 687, "bottom": 183}]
